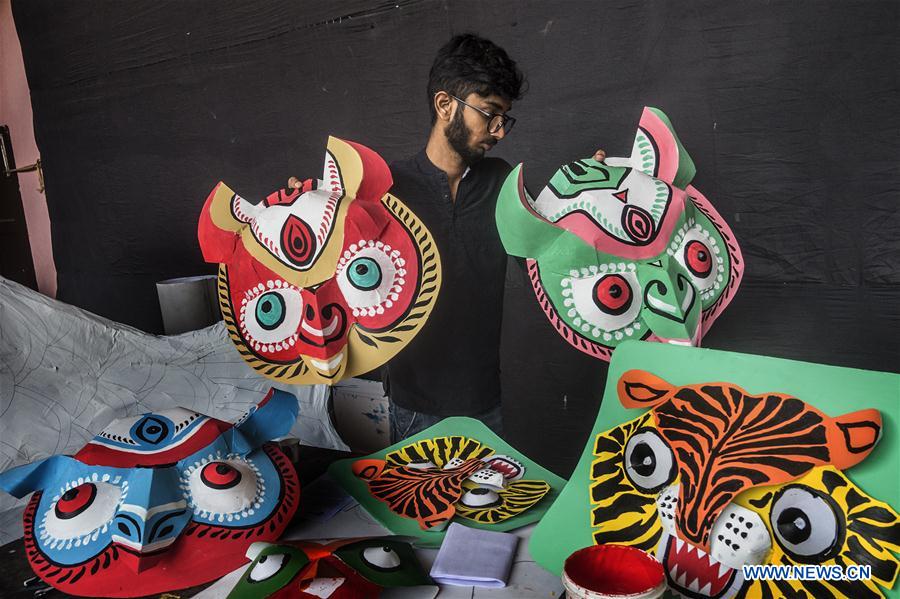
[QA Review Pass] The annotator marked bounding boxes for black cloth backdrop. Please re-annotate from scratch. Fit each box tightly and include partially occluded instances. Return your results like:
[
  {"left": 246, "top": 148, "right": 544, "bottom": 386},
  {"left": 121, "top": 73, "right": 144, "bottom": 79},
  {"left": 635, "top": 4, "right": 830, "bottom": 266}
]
[{"left": 12, "top": 0, "right": 900, "bottom": 475}]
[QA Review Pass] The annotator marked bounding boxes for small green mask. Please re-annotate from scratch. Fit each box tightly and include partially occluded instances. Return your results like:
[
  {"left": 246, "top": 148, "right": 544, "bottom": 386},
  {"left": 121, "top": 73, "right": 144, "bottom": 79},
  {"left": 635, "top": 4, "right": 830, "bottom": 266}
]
[{"left": 227, "top": 538, "right": 432, "bottom": 598}]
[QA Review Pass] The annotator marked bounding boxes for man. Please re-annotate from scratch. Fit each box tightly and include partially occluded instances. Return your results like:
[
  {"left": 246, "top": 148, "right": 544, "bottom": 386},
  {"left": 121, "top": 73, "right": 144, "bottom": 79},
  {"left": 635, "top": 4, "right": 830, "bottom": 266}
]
[
  {"left": 292, "top": 34, "right": 603, "bottom": 442},
  {"left": 380, "top": 34, "right": 523, "bottom": 442}
]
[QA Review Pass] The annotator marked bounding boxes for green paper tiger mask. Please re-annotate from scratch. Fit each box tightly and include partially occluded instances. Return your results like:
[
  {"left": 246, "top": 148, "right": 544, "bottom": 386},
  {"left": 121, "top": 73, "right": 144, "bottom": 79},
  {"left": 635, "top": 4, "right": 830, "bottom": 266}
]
[{"left": 496, "top": 107, "right": 743, "bottom": 360}]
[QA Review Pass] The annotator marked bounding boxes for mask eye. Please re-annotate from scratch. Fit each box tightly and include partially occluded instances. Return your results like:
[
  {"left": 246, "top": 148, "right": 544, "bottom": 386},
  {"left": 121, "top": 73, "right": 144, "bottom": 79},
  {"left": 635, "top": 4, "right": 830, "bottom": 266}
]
[
  {"left": 133, "top": 416, "right": 170, "bottom": 445},
  {"left": 44, "top": 481, "right": 122, "bottom": 541},
  {"left": 771, "top": 486, "right": 842, "bottom": 562},
  {"left": 56, "top": 483, "right": 97, "bottom": 519},
  {"left": 185, "top": 456, "right": 261, "bottom": 519},
  {"left": 241, "top": 284, "right": 303, "bottom": 350},
  {"left": 563, "top": 268, "right": 642, "bottom": 339},
  {"left": 684, "top": 240, "right": 712, "bottom": 278},
  {"left": 623, "top": 429, "right": 675, "bottom": 493},
  {"left": 248, "top": 552, "right": 290, "bottom": 582},
  {"left": 460, "top": 487, "right": 502, "bottom": 508},
  {"left": 255, "top": 293, "right": 287, "bottom": 330},
  {"left": 200, "top": 462, "right": 243, "bottom": 489},
  {"left": 337, "top": 242, "right": 405, "bottom": 316},
  {"left": 671, "top": 223, "right": 723, "bottom": 296},
  {"left": 361, "top": 546, "right": 402, "bottom": 571},
  {"left": 348, "top": 257, "right": 382, "bottom": 290},
  {"left": 594, "top": 274, "right": 633, "bottom": 315},
  {"left": 280, "top": 214, "right": 317, "bottom": 267}
]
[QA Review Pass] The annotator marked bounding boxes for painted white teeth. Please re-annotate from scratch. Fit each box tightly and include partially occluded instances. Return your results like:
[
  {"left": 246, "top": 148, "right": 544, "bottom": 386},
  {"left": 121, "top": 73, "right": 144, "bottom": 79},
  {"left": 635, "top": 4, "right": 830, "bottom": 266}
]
[
  {"left": 670, "top": 565, "right": 679, "bottom": 580},
  {"left": 699, "top": 582, "right": 712, "bottom": 595},
  {"left": 309, "top": 352, "right": 343, "bottom": 371},
  {"left": 675, "top": 538, "right": 684, "bottom": 552},
  {"left": 676, "top": 572, "right": 688, "bottom": 588},
  {"left": 687, "top": 578, "right": 701, "bottom": 593},
  {"left": 719, "top": 562, "right": 732, "bottom": 578}
]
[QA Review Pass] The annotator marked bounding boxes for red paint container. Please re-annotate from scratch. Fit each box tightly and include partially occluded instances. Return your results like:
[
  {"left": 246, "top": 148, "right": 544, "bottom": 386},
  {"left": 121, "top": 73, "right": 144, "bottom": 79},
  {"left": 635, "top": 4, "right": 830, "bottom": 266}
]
[{"left": 562, "top": 545, "right": 666, "bottom": 599}]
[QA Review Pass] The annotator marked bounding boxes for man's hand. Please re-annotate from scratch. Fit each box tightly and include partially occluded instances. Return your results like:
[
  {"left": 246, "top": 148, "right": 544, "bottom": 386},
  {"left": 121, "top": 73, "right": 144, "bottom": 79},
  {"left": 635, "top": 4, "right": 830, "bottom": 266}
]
[
  {"left": 593, "top": 149, "right": 606, "bottom": 162},
  {"left": 286, "top": 177, "right": 316, "bottom": 193}
]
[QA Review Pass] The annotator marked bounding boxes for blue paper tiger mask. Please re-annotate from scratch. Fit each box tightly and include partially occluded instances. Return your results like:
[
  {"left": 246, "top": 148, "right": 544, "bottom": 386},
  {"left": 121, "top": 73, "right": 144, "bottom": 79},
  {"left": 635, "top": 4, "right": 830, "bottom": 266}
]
[{"left": 0, "top": 390, "right": 300, "bottom": 598}]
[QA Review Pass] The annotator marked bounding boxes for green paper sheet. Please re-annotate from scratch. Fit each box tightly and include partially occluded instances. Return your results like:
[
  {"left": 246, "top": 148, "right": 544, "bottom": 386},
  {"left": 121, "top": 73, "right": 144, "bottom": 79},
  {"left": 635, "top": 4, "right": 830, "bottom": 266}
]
[{"left": 329, "top": 417, "right": 567, "bottom": 547}]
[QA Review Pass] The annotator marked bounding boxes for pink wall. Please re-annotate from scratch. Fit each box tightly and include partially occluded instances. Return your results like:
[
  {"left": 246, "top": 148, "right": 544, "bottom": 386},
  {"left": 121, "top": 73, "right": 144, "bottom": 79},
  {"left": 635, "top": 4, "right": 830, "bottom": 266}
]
[{"left": 0, "top": 0, "right": 56, "bottom": 296}]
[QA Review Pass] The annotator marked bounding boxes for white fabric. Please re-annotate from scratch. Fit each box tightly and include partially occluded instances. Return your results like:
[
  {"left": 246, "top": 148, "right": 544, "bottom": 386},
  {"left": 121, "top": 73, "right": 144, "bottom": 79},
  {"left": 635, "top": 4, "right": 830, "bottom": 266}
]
[
  {"left": 0, "top": 276, "right": 347, "bottom": 545},
  {"left": 430, "top": 523, "right": 519, "bottom": 588}
]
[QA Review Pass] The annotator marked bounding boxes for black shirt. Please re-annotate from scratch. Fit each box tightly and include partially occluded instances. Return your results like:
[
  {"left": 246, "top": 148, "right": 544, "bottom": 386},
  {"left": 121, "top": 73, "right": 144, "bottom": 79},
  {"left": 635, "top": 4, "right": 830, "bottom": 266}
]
[{"left": 385, "top": 150, "right": 511, "bottom": 416}]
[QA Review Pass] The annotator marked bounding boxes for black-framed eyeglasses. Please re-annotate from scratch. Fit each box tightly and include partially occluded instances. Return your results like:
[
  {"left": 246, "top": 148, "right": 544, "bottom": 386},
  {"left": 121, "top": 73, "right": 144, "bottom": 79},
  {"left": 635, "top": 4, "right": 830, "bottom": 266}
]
[{"left": 449, "top": 94, "right": 516, "bottom": 135}]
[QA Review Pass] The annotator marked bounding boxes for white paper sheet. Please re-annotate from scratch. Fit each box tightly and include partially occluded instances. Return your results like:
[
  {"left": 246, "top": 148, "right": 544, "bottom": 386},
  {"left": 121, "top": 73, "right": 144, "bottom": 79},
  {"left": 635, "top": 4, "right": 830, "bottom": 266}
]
[{"left": 0, "top": 276, "right": 348, "bottom": 545}]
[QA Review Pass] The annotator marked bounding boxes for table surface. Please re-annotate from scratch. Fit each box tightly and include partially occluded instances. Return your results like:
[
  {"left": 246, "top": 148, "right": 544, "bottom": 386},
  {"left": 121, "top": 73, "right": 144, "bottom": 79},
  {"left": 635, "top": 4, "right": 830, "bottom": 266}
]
[{"left": 0, "top": 447, "right": 564, "bottom": 599}]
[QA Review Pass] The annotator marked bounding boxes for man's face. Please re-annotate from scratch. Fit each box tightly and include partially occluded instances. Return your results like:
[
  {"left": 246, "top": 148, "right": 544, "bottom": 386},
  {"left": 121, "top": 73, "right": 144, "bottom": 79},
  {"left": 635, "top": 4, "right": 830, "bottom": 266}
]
[{"left": 446, "top": 92, "right": 512, "bottom": 166}]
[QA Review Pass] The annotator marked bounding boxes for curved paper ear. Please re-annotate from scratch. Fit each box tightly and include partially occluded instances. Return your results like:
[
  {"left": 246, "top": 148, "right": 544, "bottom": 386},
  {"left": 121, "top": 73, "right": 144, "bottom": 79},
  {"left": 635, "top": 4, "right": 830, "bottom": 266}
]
[
  {"left": 617, "top": 370, "right": 676, "bottom": 408},
  {"left": 341, "top": 138, "right": 393, "bottom": 203},
  {"left": 352, "top": 459, "right": 387, "bottom": 481},
  {"left": 230, "top": 389, "right": 300, "bottom": 454},
  {"left": 621, "top": 107, "right": 696, "bottom": 190},
  {"left": 322, "top": 136, "right": 390, "bottom": 205},
  {"left": 198, "top": 181, "right": 242, "bottom": 264},
  {"left": 826, "top": 408, "right": 882, "bottom": 470},
  {"left": 0, "top": 455, "right": 79, "bottom": 498},
  {"left": 496, "top": 164, "right": 571, "bottom": 258}
]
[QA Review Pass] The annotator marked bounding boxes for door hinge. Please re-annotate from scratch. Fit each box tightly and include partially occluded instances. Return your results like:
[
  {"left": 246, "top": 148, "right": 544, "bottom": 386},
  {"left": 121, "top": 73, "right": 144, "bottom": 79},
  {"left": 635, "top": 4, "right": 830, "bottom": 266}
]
[{"left": 1, "top": 134, "right": 44, "bottom": 193}]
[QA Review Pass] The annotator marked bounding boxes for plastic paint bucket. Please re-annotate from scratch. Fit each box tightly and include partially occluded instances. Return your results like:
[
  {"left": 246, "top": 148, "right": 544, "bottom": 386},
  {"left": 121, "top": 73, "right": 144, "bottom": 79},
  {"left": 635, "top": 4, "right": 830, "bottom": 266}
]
[{"left": 562, "top": 545, "right": 666, "bottom": 599}]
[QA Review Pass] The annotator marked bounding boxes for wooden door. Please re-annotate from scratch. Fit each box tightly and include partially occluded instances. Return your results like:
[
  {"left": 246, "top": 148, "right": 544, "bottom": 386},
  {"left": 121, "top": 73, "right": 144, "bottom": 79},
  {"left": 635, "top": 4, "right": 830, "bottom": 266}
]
[{"left": 0, "top": 125, "right": 38, "bottom": 290}]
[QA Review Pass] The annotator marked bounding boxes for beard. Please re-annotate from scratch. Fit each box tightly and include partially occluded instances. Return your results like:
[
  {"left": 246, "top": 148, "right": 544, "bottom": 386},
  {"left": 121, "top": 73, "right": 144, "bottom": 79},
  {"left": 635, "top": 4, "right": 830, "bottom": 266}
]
[{"left": 446, "top": 108, "right": 493, "bottom": 166}]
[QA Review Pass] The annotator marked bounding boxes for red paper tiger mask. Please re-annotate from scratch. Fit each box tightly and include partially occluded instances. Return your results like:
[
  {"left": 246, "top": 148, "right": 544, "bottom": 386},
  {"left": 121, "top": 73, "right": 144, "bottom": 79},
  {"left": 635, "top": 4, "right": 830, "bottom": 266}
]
[{"left": 199, "top": 137, "right": 441, "bottom": 384}]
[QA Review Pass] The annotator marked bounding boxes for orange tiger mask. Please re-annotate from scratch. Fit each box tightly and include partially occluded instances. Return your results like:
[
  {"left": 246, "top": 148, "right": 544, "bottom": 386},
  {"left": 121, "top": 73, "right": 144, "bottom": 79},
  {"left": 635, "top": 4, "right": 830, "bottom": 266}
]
[{"left": 589, "top": 371, "right": 898, "bottom": 599}]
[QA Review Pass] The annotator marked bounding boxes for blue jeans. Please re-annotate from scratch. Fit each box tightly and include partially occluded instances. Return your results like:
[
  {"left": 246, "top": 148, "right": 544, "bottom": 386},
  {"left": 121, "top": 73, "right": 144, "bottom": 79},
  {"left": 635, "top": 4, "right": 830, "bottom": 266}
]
[{"left": 389, "top": 402, "right": 504, "bottom": 444}]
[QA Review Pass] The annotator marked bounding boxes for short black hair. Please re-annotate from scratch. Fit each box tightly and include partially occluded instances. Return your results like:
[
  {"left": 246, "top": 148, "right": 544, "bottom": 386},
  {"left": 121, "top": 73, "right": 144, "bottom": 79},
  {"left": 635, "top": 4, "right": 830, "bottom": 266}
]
[{"left": 427, "top": 33, "right": 526, "bottom": 122}]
